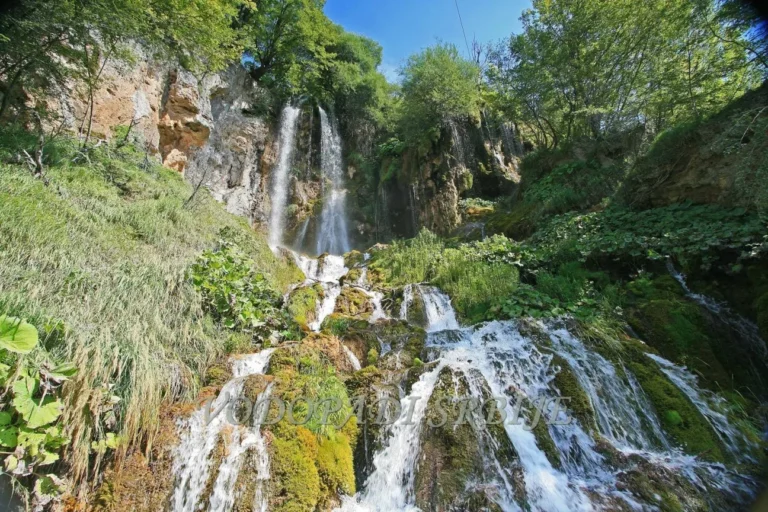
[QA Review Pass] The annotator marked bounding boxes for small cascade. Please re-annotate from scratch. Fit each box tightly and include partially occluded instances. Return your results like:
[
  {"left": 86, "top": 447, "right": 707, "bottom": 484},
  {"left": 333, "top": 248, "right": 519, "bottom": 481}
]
[
  {"left": 171, "top": 350, "right": 274, "bottom": 512},
  {"left": 667, "top": 261, "right": 768, "bottom": 363},
  {"left": 448, "top": 119, "right": 467, "bottom": 166},
  {"left": 337, "top": 364, "right": 444, "bottom": 511},
  {"left": 419, "top": 285, "right": 460, "bottom": 332},
  {"left": 268, "top": 106, "right": 301, "bottom": 249},
  {"left": 316, "top": 108, "right": 351, "bottom": 255},
  {"left": 337, "top": 283, "right": 759, "bottom": 511},
  {"left": 343, "top": 344, "right": 362, "bottom": 371},
  {"left": 399, "top": 284, "right": 460, "bottom": 332},
  {"left": 547, "top": 327, "right": 670, "bottom": 451},
  {"left": 292, "top": 252, "right": 348, "bottom": 331},
  {"left": 647, "top": 353, "right": 756, "bottom": 461}
]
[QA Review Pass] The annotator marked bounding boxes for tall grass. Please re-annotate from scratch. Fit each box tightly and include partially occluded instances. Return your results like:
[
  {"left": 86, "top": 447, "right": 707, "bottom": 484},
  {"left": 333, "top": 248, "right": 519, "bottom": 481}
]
[
  {"left": 0, "top": 140, "right": 302, "bottom": 486},
  {"left": 371, "top": 230, "right": 519, "bottom": 320}
]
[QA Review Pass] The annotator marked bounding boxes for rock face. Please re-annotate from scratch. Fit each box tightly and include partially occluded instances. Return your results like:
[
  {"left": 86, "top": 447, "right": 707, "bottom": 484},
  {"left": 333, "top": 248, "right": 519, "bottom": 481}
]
[
  {"left": 49, "top": 49, "right": 282, "bottom": 225},
  {"left": 621, "top": 82, "right": 768, "bottom": 211},
  {"left": 378, "top": 118, "right": 522, "bottom": 238}
]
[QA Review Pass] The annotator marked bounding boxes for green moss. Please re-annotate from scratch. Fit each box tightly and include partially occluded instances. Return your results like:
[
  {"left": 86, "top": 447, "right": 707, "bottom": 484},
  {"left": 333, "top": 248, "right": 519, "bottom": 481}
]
[
  {"left": 366, "top": 348, "right": 379, "bottom": 366},
  {"left": 316, "top": 434, "right": 356, "bottom": 504},
  {"left": 530, "top": 412, "right": 561, "bottom": 469},
  {"left": 204, "top": 363, "right": 230, "bottom": 387},
  {"left": 269, "top": 426, "right": 321, "bottom": 512},
  {"left": 286, "top": 284, "right": 324, "bottom": 330},
  {"left": 334, "top": 287, "right": 373, "bottom": 319},
  {"left": 626, "top": 356, "right": 725, "bottom": 462},
  {"left": 343, "top": 250, "right": 365, "bottom": 268},
  {"left": 550, "top": 355, "right": 596, "bottom": 433}
]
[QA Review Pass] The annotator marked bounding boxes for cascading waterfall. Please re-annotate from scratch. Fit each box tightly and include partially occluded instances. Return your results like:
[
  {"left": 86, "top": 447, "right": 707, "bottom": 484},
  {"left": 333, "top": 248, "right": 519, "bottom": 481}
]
[
  {"left": 647, "top": 353, "right": 756, "bottom": 461},
  {"left": 316, "top": 107, "right": 351, "bottom": 255},
  {"left": 338, "top": 280, "right": 758, "bottom": 511},
  {"left": 171, "top": 350, "right": 274, "bottom": 512},
  {"left": 268, "top": 106, "right": 301, "bottom": 249},
  {"left": 667, "top": 261, "right": 768, "bottom": 363}
]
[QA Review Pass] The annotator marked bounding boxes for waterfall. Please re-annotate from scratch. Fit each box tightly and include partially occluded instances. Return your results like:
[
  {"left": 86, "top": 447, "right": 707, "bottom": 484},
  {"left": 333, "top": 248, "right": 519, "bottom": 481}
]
[
  {"left": 667, "top": 261, "right": 768, "bottom": 363},
  {"left": 171, "top": 350, "right": 274, "bottom": 512},
  {"left": 268, "top": 106, "right": 301, "bottom": 249},
  {"left": 647, "top": 353, "right": 756, "bottom": 461},
  {"left": 547, "top": 327, "right": 670, "bottom": 451},
  {"left": 335, "top": 276, "right": 758, "bottom": 511},
  {"left": 316, "top": 107, "right": 351, "bottom": 255},
  {"left": 337, "top": 364, "right": 445, "bottom": 511}
]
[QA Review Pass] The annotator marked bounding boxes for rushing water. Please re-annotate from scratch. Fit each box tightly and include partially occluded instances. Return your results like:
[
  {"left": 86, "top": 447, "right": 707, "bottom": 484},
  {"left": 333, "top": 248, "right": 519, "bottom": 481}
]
[
  {"left": 268, "top": 106, "right": 301, "bottom": 249},
  {"left": 667, "top": 261, "right": 768, "bottom": 364},
  {"left": 316, "top": 107, "right": 351, "bottom": 255},
  {"left": 336, "top": 283, "right": 759, "bottom": 511},
  {"left": 171, "top": 350, "right": 274, "bottom": 512}
]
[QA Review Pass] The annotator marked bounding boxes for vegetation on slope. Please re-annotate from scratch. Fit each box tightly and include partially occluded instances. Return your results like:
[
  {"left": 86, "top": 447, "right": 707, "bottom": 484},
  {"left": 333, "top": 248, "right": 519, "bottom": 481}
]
[{"left": 0, "top": 134, "right": 301, "bottom": 494}]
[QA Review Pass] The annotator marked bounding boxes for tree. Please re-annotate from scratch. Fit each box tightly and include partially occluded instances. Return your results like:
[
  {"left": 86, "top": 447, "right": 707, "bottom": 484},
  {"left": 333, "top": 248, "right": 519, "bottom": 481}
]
[
  {"left": 398, "top": 43, "right": 481, "bottom": 144},
  {"left": 486, "top": 0, "right": 764, "bottom": 148},
  {"left": 0, "top": 0, "right": 247, "bottom": 125},
  {"left": 241, "top": 0, "right": 327, "bottom": 86}
]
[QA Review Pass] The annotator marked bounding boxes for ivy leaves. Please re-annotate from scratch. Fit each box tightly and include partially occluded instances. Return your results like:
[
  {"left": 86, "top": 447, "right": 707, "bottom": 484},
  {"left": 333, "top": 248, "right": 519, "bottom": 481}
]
[{"left": 189, "top": 241, "right": 298, "bottom": 342}]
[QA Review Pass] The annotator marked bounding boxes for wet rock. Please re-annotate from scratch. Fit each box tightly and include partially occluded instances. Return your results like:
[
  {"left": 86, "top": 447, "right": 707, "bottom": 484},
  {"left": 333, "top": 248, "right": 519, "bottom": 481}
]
[
  {"left": 414, "top": 367, "right": 525, "bottom": 511},
  {"left": 286, "top": 283, "right": 324, "bottom": 331},
  {"left": 334, "top": 286, "right": 374, "bottom": 320}
]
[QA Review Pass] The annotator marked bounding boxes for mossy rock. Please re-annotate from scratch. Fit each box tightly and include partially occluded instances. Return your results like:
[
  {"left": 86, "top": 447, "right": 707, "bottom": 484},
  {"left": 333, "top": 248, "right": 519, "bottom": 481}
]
[
  {"left": 550, "top": 354, "right": 597, "bottom": 434},
  {"left": 286, "top": 283, "right": 324, "bottom": 330},
  {"left": 414, "top": 367, "right": 524, "bottom": 510},
  {"left": 204, "top": 362, "right": 231, "bottom": 387},
  {"left": 623, "top": 353, "right": 726, "bottom": 462},
  {"left": 316, "top": 433, "right": 356, "bottom": 507},
  {"left": 320, "top": 314, "right": 382, "bottom": 367},
  {"left": 627, "top": 275, "right": 768, "bottom": 396},
  {"left": 267, "top": 425, "right": 321, "bottom": 512},
  {"left": 343, "top": 250, "right": 365, "bottom": 268},
  {"left": 334, "top": 286, "right": 374, "bottom": 320},
  {"left": 341, "top": 267, "right": 364, "bottom": 286},
  {"left": 371, "top": 319, "right": 426, "bottom": 360}
]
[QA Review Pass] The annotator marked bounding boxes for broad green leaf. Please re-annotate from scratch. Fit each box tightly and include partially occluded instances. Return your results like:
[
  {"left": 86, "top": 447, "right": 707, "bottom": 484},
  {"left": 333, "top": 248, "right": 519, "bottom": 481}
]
[
  {"left": 0, "top": 426, "right": 19, "bottom": 448},
  {"left": 0, "top": 411, "right": 12, "bottom": 426},
  {"left": 0, "top": 315, "right": 39, "bottom": 353},
  {"left": 13, "top": 378, "right": 64, "bottom": 429}
]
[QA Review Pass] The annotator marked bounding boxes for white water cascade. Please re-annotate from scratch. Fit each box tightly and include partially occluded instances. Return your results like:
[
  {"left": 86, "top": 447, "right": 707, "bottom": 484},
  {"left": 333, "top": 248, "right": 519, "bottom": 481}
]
[
  {"left": 667, "top": 261, "right": 768, "bottom": 364},
  {"left": 336, "top": 271, "right": 758, "bottom": 511},
  {"left": 316, "top": 107, "right": 351, "bottom": 255},
  {"left": 170, "top": 350, "right": 275, "bottom": 512},
  {"left": 268, "top": 105, "right": 301, "bottom": 249},
  {"left": 647, "top": 353, "right": 757, "bottom": 461}
]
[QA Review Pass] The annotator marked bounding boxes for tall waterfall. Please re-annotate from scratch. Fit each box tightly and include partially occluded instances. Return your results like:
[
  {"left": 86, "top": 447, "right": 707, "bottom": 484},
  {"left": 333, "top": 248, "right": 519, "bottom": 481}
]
[
  {"left": 268, "top": 105, "right": 301, "bottom": 249},
  {"left": 316, "top": 107, "right": 351, "bottom": 255}
]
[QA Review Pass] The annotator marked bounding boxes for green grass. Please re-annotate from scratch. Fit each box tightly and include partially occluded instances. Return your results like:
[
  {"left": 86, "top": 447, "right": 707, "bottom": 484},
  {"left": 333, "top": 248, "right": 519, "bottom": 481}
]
[
  {"left": 0, "top": 137, "right": 301, "bottom": 485},
  {"left": 370, "top": 230, "right": 520, "bottom": 321}
]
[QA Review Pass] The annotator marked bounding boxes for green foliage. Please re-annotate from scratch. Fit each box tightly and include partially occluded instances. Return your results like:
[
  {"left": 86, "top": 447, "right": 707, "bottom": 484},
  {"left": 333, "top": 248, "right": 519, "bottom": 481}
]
[
  {"left": 0, "top": 317, "right": 77, "bottom": 503},
  {"left": 398, "top": 43, "right": 481, "bottom": 145},
  {"left": 0, "top": 0, "right": 248, "bottom": 123},
  {"left": 487, "top": 0, "right": 763, "bottom": 148},
  {"left": 523, "top": 160, "right": 623, "bottom": 217},
  {"left": 189, "top": 242, "right": 299, "bottom": 342},
  {"left": 370, "top": 231, "right": 520, "bottom": 322},
  {"left": 524, "top": 203, "right": 766, "bottom": 270},
  {"left": 0, "top": 133, "right": 301, "bottom": 487},
  {"left": 490, "top": 263, "right": 619, "bottom": 320}
]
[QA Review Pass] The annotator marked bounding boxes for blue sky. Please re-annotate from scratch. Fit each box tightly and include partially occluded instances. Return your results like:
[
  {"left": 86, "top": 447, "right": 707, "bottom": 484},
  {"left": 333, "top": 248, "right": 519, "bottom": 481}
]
[{"left": 324, "top": 0, "right": 531, "bottom": 82}]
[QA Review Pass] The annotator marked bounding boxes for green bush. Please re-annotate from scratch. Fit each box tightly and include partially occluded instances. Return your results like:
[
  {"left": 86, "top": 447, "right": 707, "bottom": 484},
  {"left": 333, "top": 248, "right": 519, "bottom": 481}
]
[{"left": 189, "top": 242, "right": 299, "bottom": 342}]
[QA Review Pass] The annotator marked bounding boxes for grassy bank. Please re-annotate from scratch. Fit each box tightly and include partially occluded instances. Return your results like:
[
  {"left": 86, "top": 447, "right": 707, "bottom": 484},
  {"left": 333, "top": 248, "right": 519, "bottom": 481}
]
[{"left": 0, "top": 136, "right": 302, "bottom": 486}]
